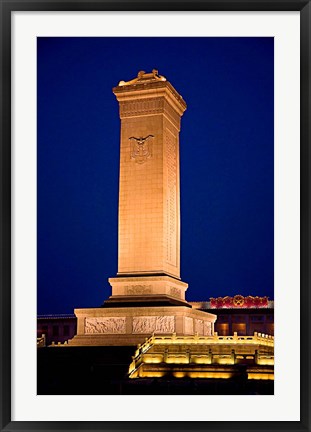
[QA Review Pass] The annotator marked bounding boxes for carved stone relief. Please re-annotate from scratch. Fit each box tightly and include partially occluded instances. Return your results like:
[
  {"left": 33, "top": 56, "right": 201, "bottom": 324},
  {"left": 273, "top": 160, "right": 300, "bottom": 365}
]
[
  {"left": 204, "top": 321, "right": 212, "bottom": 336},
  {"left": 169, "top": 286, "right": 181, "bottom": 298},
  {"left": 126, "top": 285, "right": 152, "bottom": 295},
  {"left": 165, "top": 130, "right": 177, "bottom": 267},
  {"left": 185, "top": 317, "right": 194, "bottom": 335},
  {"left": 129, "top": 135, "right": 154, "bottom": 164},
  {"left": 195, "top": 319, "right": 204, "bottom": 336},
  {"left": 132, "top": 316, "right": 175, "bottom": 334},
  {"left": 119, "top": 98, "right": 181, "bottom": 129},
  {"left": 120, "top": 98, "right": 164, "bottom": 118},
  {"left": 163, "top": 100, "right": 181, "bottom": 129},
  {"left": 85, "top": 317, "right": 126, "bottom": 334}
]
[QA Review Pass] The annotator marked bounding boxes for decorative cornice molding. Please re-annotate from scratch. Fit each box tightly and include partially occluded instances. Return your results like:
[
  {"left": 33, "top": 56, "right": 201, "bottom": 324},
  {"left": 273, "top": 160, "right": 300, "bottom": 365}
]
[
  {"left": 119, "top": 97, "right": 164, "bottom": 118},
  {"left": 113, "top": 77, "right": 187, "bottom": 116},
  {"left": 119, "top": 97, "right": 181, "bottom": 129}
]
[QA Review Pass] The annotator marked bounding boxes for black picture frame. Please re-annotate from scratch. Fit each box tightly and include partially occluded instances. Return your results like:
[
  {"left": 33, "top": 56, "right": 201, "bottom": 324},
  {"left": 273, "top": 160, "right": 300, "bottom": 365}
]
[{"left": 1, "top": 1, "right": 310, "bottom": 431}]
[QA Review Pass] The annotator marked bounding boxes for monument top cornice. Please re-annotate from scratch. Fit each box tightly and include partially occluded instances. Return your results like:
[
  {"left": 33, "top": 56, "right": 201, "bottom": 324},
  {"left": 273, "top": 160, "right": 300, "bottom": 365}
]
[
  {"left": 113, "top": 69, "right": 187, "bottom": 114},
  {"left": 118, "top": 69, "right": 167, "bottom": 86}
]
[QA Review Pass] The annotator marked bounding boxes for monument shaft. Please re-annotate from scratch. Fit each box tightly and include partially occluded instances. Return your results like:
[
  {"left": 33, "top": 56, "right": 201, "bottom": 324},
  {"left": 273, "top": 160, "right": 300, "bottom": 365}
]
[{"left": 113, "top": 70, "right": 186, "bottom": 279}]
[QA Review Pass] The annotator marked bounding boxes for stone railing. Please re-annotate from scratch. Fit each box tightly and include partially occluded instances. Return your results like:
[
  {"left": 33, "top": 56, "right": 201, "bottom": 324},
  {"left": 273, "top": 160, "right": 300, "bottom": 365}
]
[
  {"left": 50, "top": 341, "right": 69, "bottom": 347},
  {"left": 37, "top": 334, "right": 46, "bottom": 348},
  {"left": 129, "top": 332, "right": 274, "bottom": 376},
  {"left": 134, "top": 331, "right": 274, "bottom": 356}
]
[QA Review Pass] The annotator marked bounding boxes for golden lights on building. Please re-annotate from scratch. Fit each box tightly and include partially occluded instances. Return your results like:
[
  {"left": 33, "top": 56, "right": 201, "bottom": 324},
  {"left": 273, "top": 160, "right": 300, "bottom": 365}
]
[{"left": 129, "top": 332, "right": 274, "bottom": 381}]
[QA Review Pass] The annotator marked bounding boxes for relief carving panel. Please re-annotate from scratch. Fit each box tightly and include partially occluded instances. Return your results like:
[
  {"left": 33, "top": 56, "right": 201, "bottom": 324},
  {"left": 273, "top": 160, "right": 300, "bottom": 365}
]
[
  {"left": 120, "top": 98, "right": 164, "bottom": 118},
  {"left": 204, "top": 321, "right": 212, "bottom": 336},
  {"left": 195, "top": 319, "right": 204, "bottom": 336},
  {"left": 163, "top": 100, "right": 181, "bottom": 129},
  {"left": 169, "top": 286, "right": 181, "bottom": 298},
  {"left": 85, "top": 317, "right": 126, "bottom": 334},
  {"left": 165, "top": 130, "right": 177, "bottom": 267},
  {"left": 185, "top": 317, "right": 194, "bottom": 335},
  {"left": 119, "top": 97, "right": 180, "bottom": 129},
  {"left": 132, "top": 316, "right": 175, "bottom": 334},
  {"left": 126, "top": 285, "right": 152, "bottom": 295}
]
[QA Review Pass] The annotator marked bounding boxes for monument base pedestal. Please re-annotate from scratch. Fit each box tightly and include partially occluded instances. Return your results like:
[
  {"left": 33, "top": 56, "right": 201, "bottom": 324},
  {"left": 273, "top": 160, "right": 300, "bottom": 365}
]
[
  {"left": 68, "top": 305, "right": 217, "bottom": 346},
  {"left": 107, "top": 275, "right": 189, "bottom": 302},
  {"left": 103, "top": 294, "right": 190, "bottom": 308}
]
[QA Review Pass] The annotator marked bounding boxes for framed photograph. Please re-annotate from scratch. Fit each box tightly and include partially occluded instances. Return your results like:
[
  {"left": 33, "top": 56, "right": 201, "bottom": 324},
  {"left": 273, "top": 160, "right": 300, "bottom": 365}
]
[{"left": 1, "top": 1, "right": 310, "bottom": 431}]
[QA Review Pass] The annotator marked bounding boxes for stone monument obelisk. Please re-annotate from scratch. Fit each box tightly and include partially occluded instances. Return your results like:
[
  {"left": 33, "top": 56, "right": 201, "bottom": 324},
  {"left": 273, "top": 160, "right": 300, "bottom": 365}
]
[
  {"left": 69, "top": 71, "right": 216, "bottom": 346},
  {"left": 106, "top": 69, "right": 188, "bottom": 307}
]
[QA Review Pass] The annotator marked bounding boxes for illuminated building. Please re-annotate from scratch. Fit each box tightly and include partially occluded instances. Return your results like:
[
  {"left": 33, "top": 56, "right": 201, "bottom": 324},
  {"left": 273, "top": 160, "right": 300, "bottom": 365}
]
[
  {"left": 191, "top": 296, "right": 274, "bottom": 336},
  {"left": 129, "top": 333, "right": 274, "bottom": 381},
  {"left": 37, "top": 314, "right": 77, "bottom": 346}
]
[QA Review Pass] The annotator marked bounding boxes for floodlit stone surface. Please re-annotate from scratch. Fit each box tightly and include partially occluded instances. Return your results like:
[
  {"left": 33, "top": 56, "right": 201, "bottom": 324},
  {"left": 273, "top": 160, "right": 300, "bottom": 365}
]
[
  {"left": 128, "top": 333, "right": 274, "bottom": 379},
  {"left": 68, "top": 71, "right": 217, "bottom": 346},
  {"left": 113, "top": 69, "right": 186, "bottom": 279},
  {"left": 108, "top": 275, "right": 188, "bottom": 300},
  {"left": 69, "top": 306, "right": 216, "bottom": 346}
]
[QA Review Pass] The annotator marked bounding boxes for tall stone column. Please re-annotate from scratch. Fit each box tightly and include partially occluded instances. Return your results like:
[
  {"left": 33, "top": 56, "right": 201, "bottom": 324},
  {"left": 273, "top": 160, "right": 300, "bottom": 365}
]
[
  {"left": 107, "top": 70, "right": 189, "bottom": 307},
  {"left": 70, "top": 70, "right": 217, "bottom": 346}
]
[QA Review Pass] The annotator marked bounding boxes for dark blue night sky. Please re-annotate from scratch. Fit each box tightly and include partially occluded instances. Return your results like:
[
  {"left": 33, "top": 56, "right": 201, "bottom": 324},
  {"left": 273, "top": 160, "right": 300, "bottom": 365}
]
[{"left": 37, "top": 37, "right": 274, "bottom": 315}]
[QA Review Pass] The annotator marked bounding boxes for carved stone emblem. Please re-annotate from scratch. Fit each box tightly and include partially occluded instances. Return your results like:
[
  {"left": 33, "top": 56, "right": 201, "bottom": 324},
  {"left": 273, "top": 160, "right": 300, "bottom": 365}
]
[
  {"left": 126, "top": 285, "right": 152, "bottom": 295},
  {"left": 132, "top": 316, "right": 175, "bottom": 334},
  {"left": 169, "top": 286, "right": 181, "bottom": 298},
  {"left": 85, "top": 317, "right": 126, "bottom": 334},
  {"left": 129, "top": 135, "right": 154, "bottom": 164}
]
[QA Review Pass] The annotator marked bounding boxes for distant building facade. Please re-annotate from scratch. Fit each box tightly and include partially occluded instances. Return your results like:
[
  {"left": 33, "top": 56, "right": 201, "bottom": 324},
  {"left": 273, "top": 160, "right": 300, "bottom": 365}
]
[
  {"left": 190, "top": 295, "right": 274, "bottom": 336},
  {"left": 37, "top": 295, "right": 273, "bottom": 346},
  {"left": 37, "top": 315, "right": 77, "bottom": 346}
]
